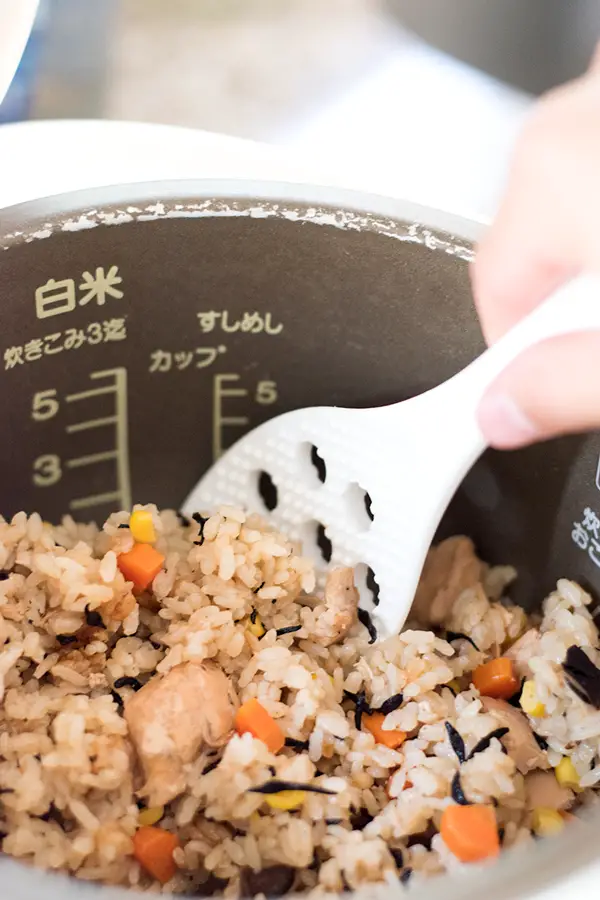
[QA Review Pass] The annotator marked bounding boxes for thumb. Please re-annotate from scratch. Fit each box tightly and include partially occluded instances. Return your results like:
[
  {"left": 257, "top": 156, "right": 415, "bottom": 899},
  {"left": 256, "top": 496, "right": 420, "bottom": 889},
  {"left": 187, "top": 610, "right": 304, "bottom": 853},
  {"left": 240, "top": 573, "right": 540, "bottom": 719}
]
[{"left": 477, "top": 331, "right": 600, "bottom": 448}]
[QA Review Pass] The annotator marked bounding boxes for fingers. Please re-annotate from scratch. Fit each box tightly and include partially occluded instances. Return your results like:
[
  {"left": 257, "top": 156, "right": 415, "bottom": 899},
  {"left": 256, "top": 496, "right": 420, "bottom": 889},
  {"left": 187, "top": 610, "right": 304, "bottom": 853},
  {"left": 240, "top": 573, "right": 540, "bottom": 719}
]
[
  {"left": 477, "top": 331, "right": 600, "bottom": 448},
  {"left": 472, "top": 67, "right": 600, "bottom": 344}
]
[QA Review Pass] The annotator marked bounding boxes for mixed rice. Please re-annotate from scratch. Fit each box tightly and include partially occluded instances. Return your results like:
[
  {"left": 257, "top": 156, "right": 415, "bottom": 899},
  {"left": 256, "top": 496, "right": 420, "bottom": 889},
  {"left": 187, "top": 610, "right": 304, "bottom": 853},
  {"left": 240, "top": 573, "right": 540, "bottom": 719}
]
[{"left": 0, "top": 505, "right": 599, "bottom": 896}]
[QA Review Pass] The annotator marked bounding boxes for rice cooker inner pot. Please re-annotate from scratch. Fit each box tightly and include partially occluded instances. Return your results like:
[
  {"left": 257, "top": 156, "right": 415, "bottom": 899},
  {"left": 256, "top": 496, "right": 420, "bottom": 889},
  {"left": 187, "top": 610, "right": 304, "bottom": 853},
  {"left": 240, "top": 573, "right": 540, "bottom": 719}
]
[{"left": 1, "top": 183, "right": 600, "bottom": 899}]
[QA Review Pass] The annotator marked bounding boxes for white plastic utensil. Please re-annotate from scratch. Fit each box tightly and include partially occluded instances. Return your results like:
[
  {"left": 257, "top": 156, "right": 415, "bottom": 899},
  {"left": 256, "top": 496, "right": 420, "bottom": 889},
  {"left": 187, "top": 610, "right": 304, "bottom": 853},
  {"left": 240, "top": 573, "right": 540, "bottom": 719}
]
[{"left": 183, "top": 275, "right": 600, "bottom": 640}]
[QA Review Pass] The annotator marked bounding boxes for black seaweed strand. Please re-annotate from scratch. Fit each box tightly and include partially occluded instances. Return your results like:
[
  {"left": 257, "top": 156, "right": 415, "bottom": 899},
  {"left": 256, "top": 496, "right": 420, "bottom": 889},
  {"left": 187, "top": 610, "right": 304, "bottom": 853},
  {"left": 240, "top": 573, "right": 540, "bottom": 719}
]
[
  {"left": 356, "top": 690, "right": 371, "bottom": 731},
  {"left": 377, "top": 694, "right": 404, "bottom": 715},
  {"left": 285, "top": 738, "right": 310, "bottom": 751},
  {"left": 390, "top": 849, "right": 404, "bottom": 870},
  {"left": 84, "top": 606, "right": 104, "bottom": 627},
  {"left": 113, "top": 676, "right": 143, "bottom": 691},
  {"left": 275, "top": 625, "right": 302, "bottom": 637},
  {"left": 192, "top": 512, "right": 209, "bottom": 546},
  {"left": 249, "top": 781, "right": 336, "bottom": 796},
  {"left": 445, "top": 722, "right": 466, "bottom": 764},
  {"left": 468, "top": 727, "right": 510, "bottom": 760},
  {"left": 563, "top": 645, "right": 600, "bottom": 708},
  {"left": 451, "top": 772, "right": 470, "bottom": 805},
  {"left": 446, "top": 631, "right": 480, "bottom": 652},
  {"left": 110, "top": 690, "right": 124, "bottom": 709},
  {"left": 357, "top": 608, "right": 377, "bottom": 644}
]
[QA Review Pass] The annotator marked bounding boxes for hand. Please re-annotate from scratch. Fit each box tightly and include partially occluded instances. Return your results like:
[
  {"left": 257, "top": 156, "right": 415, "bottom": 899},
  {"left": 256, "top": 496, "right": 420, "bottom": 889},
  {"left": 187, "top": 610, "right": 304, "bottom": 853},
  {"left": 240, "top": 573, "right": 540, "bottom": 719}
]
[{"left": 473, "top": 46, "right": 600, "bottom": 449}]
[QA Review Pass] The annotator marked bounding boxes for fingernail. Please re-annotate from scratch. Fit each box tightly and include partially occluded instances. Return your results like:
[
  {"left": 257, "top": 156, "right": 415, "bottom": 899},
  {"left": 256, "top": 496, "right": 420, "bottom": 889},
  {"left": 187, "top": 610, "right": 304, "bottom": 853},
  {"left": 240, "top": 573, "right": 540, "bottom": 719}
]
[{"left": 477, "top": 391, "right": 539, "bottom": 449}]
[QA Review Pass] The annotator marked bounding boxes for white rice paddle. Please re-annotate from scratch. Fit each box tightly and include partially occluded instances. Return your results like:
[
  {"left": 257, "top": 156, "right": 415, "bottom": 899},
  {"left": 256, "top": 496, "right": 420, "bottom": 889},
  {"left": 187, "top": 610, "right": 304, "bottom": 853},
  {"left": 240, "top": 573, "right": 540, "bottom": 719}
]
[{"left": 184, "top": 276, "right": 600, "bottom": 640}]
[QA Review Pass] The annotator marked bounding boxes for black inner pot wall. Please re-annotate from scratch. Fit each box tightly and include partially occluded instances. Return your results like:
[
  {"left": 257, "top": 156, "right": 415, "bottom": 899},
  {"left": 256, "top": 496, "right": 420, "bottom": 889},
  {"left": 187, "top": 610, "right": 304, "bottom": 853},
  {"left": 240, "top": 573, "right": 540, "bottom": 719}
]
[{"left": 1, "top": 206, "right": 599, "bottom": 615}]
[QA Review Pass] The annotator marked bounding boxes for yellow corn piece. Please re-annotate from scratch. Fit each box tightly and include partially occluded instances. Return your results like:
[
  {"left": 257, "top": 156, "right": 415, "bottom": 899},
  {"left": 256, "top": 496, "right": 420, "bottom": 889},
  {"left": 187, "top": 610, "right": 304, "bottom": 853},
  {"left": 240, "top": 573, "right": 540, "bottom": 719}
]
[
  {"left": 555, "top": 756, "right": 580, "bottom": 790},
  {"left": 138, "top": 806, "right": 164, "bottom": 827},
  {"left": 447, "top": 679, "right": 461, "bottom": 694},
  {"left": 520, "top": 680, "right": 545, "bottom": 717},
  {"left": 247, "top": 612, "right": 266, "bottom": 638},
  {"left": 531, "top": 807, "right": 564, "bottom": 837},
  {"left": 265, "top": 790, "right": 306, "bottom": 811},
  {"left": 129, "top": 510, "right": 157, "bottom": 544}
]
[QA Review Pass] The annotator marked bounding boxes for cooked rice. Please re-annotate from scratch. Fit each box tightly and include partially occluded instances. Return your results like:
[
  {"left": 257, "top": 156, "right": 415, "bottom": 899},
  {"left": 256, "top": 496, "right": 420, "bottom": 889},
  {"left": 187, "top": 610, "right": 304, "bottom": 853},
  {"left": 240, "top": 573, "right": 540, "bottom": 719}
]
[{"left": 0, "top": 506, "right": 598, "bottom": 896}]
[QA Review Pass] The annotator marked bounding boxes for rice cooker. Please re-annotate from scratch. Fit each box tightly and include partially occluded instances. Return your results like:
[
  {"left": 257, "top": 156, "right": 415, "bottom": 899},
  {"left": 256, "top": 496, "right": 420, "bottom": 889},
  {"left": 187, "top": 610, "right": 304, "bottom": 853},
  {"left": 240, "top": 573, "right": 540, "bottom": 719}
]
[{"left": 1, "top": 168, "right": 600, "bottom": 900}]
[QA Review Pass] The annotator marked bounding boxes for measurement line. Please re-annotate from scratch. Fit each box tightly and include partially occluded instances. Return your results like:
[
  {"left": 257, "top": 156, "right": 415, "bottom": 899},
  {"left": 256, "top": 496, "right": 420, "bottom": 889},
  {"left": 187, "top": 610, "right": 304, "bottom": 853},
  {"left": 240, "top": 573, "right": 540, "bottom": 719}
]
[
  {"left": 221, "top": 416, "right": 250, "bottom": 427},
  {"left": 66, "top": 386, "right": 115, "bottom": 403},
  {"left": 112, "top": 368, "right": 132, "bottom": 511},
  {"left": 66, "top": 416, "right": 117, "bottom": 433},
  {"left": 69, "top": 490, "right": 122, "bottom": 511},
  {"left": 66, "top": 450, "right": 118, "bottom": 469},
  {"left": 213, "top": 373, "right": 250, "bottom": 461},
  {"left": 222, "top": 389, "right": 247, "bottom": 398}
]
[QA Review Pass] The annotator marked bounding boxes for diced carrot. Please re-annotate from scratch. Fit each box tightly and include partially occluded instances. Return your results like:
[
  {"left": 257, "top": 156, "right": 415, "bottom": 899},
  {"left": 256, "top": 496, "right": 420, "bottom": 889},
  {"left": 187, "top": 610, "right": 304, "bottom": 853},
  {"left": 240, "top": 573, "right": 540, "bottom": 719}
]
[
  {"left": 235, "top": 698, "right": 285, "bottom": 753},
  {"left": 133, "top": 825, "right": 180, "bottom": 884},
  {"left": 472, "top": 657, "right": 519, "bottom": 700},
  {"left": 363, "top": 713, "right": 406, "bottom": 749},
  {"left": 118, "top": 543, "right": 165, "bottom": 591},
  {"left": 440, "top": 805, "right": 500, "bottom": 863}
]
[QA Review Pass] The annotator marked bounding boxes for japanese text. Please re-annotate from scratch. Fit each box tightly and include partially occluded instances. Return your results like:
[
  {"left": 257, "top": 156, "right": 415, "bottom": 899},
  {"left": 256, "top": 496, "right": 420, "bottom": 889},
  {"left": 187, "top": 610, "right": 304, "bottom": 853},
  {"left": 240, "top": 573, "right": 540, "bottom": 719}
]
[{"left": 4, "top": 318, "right": 127, "bottom": 371}]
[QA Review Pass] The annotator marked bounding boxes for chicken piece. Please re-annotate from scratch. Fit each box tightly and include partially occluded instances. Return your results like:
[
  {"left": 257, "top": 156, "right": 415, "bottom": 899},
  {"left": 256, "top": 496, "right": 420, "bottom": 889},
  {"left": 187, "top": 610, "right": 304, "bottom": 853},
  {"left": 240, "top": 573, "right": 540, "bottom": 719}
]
[
  {"left": 480, "top": 697, "right": 550, "bottom": 774},
  {"left": 312, "top": 567, "right": 359, "bottom": 647},
  {"left": 125, "top": 661, "right": 238, "bottom": 806},
  {"left": 525, "top": 771, "right": 573, "bottom": 811},
  {"left": 505, "top": 628, "right": 540, "bottom": 679},
  {"left": 411, "top": 536, "right": 483, "bottom": 626}
]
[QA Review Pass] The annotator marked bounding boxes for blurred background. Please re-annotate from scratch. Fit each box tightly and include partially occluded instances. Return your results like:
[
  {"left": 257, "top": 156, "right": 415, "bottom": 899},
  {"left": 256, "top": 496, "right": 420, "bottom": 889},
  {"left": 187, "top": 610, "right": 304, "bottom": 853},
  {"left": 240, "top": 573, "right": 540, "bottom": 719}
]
[{"left": 1, "top": 0, "right": 600, "bottom": 215}]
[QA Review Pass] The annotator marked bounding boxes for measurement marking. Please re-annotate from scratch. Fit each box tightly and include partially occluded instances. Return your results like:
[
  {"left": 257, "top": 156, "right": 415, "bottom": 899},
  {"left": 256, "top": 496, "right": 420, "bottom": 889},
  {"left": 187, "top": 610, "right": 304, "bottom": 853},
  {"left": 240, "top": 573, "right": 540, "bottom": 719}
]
[
  {"left": 66, "top": 415, "right": 117, "bottom": 434},
  {"left": 65, "top": 367, "right": 132, "bottom": 513},
  {"left": 66, "top": 450, "right": 118, "bottom": 469},
  {"left": 66, "top": 385, "right": 116, "bottom": 403},
  {"left": 221, "top": 416, "right": 250, "bottom": 427},
  {"left": 107, "top": 367, "right": 132, "bottom": 512},
  {"left": 213, "top": 373, "right": 250, "bottom": 461},
  {"left": 69, "top": 490, "right": 122, "bottom": 511}
]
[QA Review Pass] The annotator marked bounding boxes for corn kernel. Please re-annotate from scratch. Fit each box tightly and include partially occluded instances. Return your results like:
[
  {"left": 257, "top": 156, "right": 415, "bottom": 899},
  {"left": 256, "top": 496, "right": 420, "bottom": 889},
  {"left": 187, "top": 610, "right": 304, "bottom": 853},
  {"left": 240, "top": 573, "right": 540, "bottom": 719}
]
[
  {"left": 265, "top": 790, "right": 306, "bottom": 811},
  {"left": 129, "top": 510, "right": 156, "bottom": 544},
  {"left": 531, "top": 807, "right": 564, "bottom": 837},
  {"left": 138, "top": 806, "right": 164, "bottom": 826},
  {"left": 520, "top": 680, "right": 545, "bottom": 717},
  {"left": 247, "top": 612, "right": 266, "bottom": 638},
  {"left": 447, "top": 680, "right": 461, "bottom": 694},
  {"left": 555, "top": 756, "right": 580, "bottom": 790}
]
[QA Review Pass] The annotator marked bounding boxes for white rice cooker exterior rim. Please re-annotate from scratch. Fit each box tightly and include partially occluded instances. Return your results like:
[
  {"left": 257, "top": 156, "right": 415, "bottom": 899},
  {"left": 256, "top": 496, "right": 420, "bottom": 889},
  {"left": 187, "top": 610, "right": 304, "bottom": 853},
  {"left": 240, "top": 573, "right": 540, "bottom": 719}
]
[{"left": 0, "top": 177, "right": 596, "bottom": 900}]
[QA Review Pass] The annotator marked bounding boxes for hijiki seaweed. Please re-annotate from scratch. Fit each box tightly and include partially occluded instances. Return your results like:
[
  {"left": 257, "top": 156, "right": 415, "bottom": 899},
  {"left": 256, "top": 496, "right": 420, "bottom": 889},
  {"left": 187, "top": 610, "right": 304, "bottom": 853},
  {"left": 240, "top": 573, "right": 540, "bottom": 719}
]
[
  {"left": 468, "top": 727, "right": 509, "bottom": 759},
  {"left": 248, "top": 781, "right": 337, "bottom": 796},
  {"left": 563, "top": 645, "right": 600, "bottom": 708},
  {"left": 445, "top": 721, "right": 466, "bottom": 763},
  {"left": 451, "top": 771, "right": 469, "bottom": 806}
]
